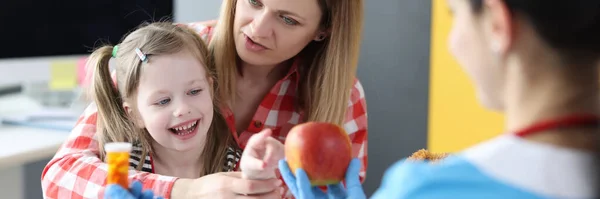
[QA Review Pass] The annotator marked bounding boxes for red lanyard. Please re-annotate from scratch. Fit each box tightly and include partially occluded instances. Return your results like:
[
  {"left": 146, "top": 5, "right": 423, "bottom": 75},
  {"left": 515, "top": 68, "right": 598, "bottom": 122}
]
[{"left": 515, "top": 114, "right": 599, "bottom": 137}]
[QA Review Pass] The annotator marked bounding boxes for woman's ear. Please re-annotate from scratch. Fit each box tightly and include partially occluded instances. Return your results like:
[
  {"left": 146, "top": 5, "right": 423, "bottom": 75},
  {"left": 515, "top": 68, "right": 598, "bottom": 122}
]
[
  {"left": 483, "top": 0, "right": 513, "bottom": 54},
  {"left": 123, "top": 102, "right": 145, "bottom": 128},
  {"left": 313, "top": 29, "right": 330, "bottom": 42}
]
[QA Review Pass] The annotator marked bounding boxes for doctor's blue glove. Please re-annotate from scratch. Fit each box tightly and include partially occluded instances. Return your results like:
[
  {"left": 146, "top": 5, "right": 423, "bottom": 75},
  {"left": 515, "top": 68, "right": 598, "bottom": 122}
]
[
  {"left": 278, "top": 158, "right": 366, "bottom": 199},
  {"left": 104, "top": 181, "right": 163, "bottom": 199}
]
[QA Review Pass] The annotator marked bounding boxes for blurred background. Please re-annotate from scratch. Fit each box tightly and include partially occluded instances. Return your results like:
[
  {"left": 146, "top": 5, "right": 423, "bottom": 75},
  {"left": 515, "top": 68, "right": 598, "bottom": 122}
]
[{"left": 0, "top": 0, "right": 504, "bottom": 198}]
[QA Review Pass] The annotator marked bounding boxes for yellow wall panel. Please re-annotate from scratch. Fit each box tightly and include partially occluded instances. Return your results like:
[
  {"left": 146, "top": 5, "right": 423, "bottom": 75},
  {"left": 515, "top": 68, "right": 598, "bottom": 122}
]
[{"left": 427, "top": 0, "right": 505, "bottom": 153}]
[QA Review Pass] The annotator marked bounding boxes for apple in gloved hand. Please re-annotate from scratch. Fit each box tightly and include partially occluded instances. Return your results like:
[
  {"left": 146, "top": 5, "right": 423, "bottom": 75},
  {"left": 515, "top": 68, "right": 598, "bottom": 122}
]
[{"left": 284, "top": 122, "right": 353, "bottom": 186}]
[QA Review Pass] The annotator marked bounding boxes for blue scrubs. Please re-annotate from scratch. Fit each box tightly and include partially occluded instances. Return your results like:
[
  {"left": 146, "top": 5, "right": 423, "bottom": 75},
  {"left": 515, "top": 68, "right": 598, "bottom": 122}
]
[{"left": 371, "top": 135, "right": 596, "bottom": 199}]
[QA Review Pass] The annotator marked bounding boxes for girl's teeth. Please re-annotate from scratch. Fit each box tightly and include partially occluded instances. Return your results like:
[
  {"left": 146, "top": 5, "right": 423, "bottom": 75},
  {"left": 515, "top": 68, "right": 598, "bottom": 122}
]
[{"left": 173, "top": 121, "right": 197, "bottom": 132}]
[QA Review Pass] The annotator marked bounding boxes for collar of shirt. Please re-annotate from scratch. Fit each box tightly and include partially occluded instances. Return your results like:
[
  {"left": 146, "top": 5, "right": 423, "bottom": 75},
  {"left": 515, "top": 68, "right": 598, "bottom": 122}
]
[{"left": 220, "top": 56, "right": 303, "bottom": 148}]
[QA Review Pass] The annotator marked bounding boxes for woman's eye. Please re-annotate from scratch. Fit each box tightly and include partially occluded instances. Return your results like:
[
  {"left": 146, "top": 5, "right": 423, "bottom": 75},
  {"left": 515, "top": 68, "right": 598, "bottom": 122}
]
[
  {"left": 281, "top": 16, "right": 298, "bottom": 25},
  {"left": 249, "top": 0, "right": 262, "bottom": 7}
]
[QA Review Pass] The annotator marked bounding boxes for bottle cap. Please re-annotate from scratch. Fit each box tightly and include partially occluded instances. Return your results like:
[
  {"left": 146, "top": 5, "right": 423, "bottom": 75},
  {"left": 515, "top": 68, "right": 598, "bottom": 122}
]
[{"left": 104, "top": 142, "right": 132, "bottom": 153}]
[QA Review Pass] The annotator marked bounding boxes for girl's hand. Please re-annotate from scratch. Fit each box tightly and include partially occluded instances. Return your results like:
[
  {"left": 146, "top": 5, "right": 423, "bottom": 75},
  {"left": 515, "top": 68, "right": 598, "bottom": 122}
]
[
  {"left": 240, "top": 129, "right": 286, "bottom": 180},
  {"left": 171, "top": 172, "right": 282, "bottom": 199}
]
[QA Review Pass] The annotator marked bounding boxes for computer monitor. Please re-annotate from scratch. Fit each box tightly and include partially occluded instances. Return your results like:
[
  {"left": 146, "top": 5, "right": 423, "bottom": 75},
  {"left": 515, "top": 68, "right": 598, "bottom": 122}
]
[
  {"left": 0, "top": 0, "right": 173, "bottom": 96},
  {"left": 0, "top": 0, "right": 173, "bottom": 59}
]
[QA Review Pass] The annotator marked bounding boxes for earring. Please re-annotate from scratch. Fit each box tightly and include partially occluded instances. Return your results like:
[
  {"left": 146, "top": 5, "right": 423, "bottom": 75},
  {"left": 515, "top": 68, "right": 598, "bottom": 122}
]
[{"left": 315, "top": 33, "right": 326, "bottom": 41}]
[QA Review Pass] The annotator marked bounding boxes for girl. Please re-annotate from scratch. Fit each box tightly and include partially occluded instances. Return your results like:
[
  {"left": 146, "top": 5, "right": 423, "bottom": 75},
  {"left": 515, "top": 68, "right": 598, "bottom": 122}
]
[
  {"left": 281, "top": 0, "right": 600, "bottom": 198},
  {"left": 79, "top": 22, "right": 283, "bottom": 198},
  {"left": 42, "top": 0, "right": 368, "bottom": 198},
  {"left": 90, "top": 22, "right": 240, "bottom": 180}
]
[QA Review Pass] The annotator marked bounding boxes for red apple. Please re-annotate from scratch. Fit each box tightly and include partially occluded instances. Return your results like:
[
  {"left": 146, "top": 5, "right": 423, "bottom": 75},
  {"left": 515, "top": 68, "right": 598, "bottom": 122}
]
[{"left": 284, "top": 122, "right": 353, "bottom": 186}]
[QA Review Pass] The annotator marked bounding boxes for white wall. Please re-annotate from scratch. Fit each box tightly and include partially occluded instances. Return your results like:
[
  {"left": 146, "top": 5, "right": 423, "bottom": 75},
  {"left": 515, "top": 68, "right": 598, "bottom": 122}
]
[{"left": 174, "top": 0, "right": 222, "bottom": 23}]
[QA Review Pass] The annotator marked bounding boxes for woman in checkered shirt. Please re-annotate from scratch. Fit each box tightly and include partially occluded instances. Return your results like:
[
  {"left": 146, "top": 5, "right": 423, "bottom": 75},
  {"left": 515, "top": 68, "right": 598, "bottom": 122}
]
[{"left": 41, "top": 0, "right": 368, "bottom": 198}]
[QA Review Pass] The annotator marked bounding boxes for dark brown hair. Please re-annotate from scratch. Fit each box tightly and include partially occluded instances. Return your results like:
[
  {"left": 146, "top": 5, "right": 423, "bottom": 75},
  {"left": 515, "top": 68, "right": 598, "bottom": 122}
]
[{"left": 469, "top": 0, "right": 600, "bottom": 60}]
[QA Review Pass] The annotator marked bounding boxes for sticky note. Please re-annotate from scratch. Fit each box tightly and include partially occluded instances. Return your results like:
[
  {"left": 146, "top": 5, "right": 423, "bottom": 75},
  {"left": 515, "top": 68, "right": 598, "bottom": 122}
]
[
  {"left": 76, "top": 57, "right": 90, "bottom": 86},
  {"left": 49, "top": 60, "right": 78, "bottom": 91}
]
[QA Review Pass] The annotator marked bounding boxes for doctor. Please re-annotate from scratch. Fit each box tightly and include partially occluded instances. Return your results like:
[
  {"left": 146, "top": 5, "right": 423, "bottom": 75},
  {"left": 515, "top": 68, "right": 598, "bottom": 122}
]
[{"left": 279, "top": 0, "right": 600, "bottom": 198}]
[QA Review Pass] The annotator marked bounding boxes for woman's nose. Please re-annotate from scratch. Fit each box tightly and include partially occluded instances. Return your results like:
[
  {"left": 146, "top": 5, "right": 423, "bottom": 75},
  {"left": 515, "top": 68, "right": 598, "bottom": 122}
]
[{"left": 249, "top": 11, "right": 273, "bottom": 38}]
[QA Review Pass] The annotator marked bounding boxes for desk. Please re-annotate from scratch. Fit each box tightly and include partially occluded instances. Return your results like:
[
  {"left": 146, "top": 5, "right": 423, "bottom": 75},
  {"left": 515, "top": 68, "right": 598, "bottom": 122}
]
[
  {"left": 0, "top": 87, "right": 75, "bottom": 199},
  {"left": 0, "top": 125, "right": 69, "bottom": 170}
]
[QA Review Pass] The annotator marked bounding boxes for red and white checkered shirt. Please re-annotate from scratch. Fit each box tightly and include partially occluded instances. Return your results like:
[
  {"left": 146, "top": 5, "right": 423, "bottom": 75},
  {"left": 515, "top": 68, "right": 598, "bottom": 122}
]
[{"left": 41, "top": 21, "right": 368, "bottom": 199}]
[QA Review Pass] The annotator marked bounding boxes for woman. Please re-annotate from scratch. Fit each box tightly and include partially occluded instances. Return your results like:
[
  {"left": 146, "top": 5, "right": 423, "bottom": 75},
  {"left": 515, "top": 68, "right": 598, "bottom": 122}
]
[
  {"left": 280, "top": 0, "right": 600, "bottom": 198},
  {"left": 41, "top": 0, "right": 368, "bottom": 198}
]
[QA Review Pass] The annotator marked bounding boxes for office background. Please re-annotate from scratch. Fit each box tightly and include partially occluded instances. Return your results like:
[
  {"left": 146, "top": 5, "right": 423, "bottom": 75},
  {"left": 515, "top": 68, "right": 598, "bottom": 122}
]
[{"left": 0, "top": 0, "right": 504, "bottom": 198}]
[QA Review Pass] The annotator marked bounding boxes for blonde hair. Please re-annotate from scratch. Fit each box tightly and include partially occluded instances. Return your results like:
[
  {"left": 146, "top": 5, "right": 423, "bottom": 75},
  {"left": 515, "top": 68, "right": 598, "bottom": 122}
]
[
  {"left": 88, "top": 22, "right": 234, "bottom": 176},
  {"left": 209, "top": 0, "right": 364, "bottom": 125}
]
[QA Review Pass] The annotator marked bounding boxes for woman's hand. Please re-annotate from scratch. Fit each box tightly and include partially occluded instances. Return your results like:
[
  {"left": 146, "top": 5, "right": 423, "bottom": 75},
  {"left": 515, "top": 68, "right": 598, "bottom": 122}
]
[
  {"left": 171, "top": 171, "right": 282, "bottom": 199},
  {"left": 104, "top": 181, "right": 162, "bottom": 199},
  {"left": 240, "top": 129, "right": 286, "bottom": 180},
  {"left": 278, "top": 158, "right": 366, "bottom": 199}
]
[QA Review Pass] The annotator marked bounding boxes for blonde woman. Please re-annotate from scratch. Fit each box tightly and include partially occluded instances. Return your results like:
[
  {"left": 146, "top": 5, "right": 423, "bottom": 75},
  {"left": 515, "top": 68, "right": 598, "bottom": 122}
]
[{"left": 42, "top": 0, "right": 368, "bottom": 198}]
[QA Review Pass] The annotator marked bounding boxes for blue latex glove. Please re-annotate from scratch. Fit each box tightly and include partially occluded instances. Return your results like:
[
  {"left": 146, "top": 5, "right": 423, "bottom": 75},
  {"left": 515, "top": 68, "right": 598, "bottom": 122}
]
[
  {"left": 104, "top": 181, "right": 164, "bottom": 199},
  {"left": 278, "top": 158, "right": 366, "bottom": 199}
]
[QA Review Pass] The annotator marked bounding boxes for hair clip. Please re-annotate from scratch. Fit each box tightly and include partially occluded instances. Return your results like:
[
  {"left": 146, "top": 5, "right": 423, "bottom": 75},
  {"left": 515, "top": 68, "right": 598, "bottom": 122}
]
[
  {"left": 112, "top": 45, "right": 119, "bottom": 58},
  {"left": 135, "top": 48, "right": 147, "bottom": 62}
]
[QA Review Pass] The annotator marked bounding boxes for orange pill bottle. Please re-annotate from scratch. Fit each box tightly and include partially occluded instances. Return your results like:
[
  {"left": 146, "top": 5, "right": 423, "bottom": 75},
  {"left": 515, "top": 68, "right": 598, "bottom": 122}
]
[{"left": 105, "top": 142, "right": 132, "bottom": 188}]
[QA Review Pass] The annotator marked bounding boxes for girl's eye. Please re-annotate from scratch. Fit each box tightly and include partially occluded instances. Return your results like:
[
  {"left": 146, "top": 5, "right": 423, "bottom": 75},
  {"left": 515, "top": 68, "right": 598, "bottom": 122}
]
[
  {"left": 281, "top": 16, "right": 298, "bottom": 25},
  {"left": 249, "top": 0, "right": 262, "bottom": 7},
  {"left": 189, "top": 89, "right": 202, "bottom": 95},
  {"left": 157, "top": 98, "right": 170, "bottom": 105}
]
